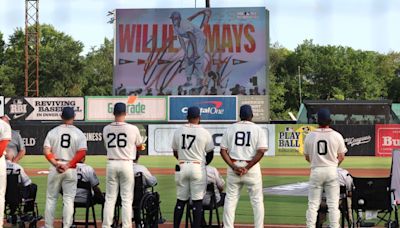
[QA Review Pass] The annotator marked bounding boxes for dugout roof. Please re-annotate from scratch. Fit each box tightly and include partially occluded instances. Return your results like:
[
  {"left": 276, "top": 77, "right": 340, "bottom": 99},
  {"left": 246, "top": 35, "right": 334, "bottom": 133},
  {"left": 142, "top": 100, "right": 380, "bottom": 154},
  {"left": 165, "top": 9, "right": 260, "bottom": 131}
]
[{"left": 297, "top": 100, "right": 400, "bottom": 124}]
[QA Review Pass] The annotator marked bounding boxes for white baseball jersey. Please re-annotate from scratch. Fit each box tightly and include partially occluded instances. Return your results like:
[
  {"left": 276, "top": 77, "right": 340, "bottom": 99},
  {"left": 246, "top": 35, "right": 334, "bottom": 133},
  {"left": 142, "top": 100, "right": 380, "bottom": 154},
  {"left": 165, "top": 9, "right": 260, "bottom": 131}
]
[
  {"left": 304, "top": 128, "right": 347, "bottom": 168},
  {"left": 0, "top": 119, "right": 12, "bottom": 155},
  {"left": 220, "top": 121, "right": 268, "bottom": 161},
  {"left": 337, "top": 168, "right": 353, "bottom": 191},
  {"left": 75, "top": 163, "right": 99, "bottom": 202},
  {"left": 171, "top": 124, "right": 214, "bottom": 163},
  {"left": 133, "top": 164, "right": 157, "bottom": 187},
  {"left": 6, "top": 160, "right": 32, "bottom": 187},
  {"left": 43, "top": 124, "right": 87, "bottom": 161},
  {"left": 205, "top": 166, "right": 225, "bottom": 202},
  {"left": 103, "top": 122, "right": 142, "bottom": 160}
]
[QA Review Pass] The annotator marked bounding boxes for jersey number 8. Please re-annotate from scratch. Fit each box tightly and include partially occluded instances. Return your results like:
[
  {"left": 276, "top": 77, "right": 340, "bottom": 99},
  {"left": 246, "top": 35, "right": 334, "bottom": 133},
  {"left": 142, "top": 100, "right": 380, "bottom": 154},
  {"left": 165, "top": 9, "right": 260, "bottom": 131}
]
[{"left": 61, "top": 134, "right": 71, "bottom": 148}]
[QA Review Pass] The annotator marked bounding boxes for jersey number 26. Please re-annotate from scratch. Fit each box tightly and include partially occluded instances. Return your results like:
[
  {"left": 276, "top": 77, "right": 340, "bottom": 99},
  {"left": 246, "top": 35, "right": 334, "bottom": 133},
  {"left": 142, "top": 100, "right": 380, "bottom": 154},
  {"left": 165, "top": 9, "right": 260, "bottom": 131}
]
[{"left": 107, "top": 133, "right": 127, "bottom": 148}]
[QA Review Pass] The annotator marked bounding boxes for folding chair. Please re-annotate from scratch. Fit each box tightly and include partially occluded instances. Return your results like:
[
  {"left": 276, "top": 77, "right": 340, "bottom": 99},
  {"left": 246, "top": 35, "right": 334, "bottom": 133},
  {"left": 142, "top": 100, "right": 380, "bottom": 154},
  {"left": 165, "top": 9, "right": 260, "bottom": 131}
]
[
  {"left": 339, "top": 185, "right": 352, "bottom": 228},
  {"left": 5, "top": 169, "right": 42, "bottom": 228},
  {"left": 352, "top": 177, "right": 398, "bottom": 227},
  {"left": 73, "top": 180, "right": 97, "bottom": 228},
  {"left": 5, "top": 169, "right": 23, "bottom": 226},
  {"left": 186, "top": 183, "right": 224, "bottom": 228}
]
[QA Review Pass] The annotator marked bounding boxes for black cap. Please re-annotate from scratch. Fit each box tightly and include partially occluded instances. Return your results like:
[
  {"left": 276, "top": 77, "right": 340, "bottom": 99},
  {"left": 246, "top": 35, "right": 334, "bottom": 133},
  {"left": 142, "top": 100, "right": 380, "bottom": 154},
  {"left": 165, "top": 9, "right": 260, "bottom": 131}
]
[
  {"left": 113, "top": 102, "right": 126, "bottom": 115},
  {"left": 61, "top": 107, "right": 75, "bottom": 120},
  {"left": 187, "top": 106, "right": 200, "bottom": 119},
  {"left": 240, "top": 105, "right": 253, "bottom": 120},
  {"left": 170, "top": 11, "right": 181, "bottom": 19},
  {"left": 317, "top": 108, "right": 331, "bottom": 123}
]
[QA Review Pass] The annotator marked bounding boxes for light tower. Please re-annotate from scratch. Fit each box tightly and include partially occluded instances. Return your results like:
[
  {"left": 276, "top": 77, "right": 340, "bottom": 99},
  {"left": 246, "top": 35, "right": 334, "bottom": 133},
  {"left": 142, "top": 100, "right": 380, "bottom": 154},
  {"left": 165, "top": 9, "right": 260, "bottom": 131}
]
[{"left": 24, "top": 0, "right": 39, "bottom": 96}]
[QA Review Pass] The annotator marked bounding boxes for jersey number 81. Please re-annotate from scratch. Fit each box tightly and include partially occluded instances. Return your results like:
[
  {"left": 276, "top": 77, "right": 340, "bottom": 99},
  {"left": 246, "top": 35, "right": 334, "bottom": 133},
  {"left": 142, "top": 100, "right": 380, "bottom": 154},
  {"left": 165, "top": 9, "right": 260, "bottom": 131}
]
[{"left": 235, "top": 131, "right": 251, "bottom": 147}]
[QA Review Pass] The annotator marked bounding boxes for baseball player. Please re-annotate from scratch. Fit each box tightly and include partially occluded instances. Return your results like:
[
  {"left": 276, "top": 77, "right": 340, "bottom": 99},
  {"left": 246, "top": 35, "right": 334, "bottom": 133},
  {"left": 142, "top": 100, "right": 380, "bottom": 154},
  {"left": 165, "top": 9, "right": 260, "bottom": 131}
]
[
  {"left": 304, "top": 108, "right": 347, "bottom": 228},
  {"left": 170, "top": 11, "right": 206, "bottom": 88},
  {"left": 1, "top": 116, "right": 26, "bottom": 163},
  {"left": 171, "top": 106, "right": 214, "bottom": 228},
  {"left": 204, "top": 162, "right": 225, "bottom": 206},
  {"left": 133, "top": 155, "right": 157, "bottom": 188},
  {"left": 0, "top": 116, "right": 11, "bottom": 228},
  {"left": 75, "top": 158, "right": 105, "bottom": 204},
  {"left": 5, "top": 150, "right": 38, "bottom": 220},
  {"left": 43, "top": 107, "right": 87, "bottom": 228},
  {"left": 220, "top": 104, "right": 267, "bottom": 228},
  {"left": 102, "top": 102, "right": 143, "bottom": 228}
]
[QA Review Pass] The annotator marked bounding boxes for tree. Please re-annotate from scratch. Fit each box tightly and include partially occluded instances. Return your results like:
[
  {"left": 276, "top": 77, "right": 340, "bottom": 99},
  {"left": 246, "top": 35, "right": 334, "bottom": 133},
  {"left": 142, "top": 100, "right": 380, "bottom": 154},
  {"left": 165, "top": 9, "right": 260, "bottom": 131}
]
[
  {"left": 82, "top": 38, "right": 113, "bottom": 95},
  {"left": 0, "top": 32, "right": 5, "bottom": 64},
  {"left": 3, "top": 24, "right": 85, "bottom": 96},
  {"left": 269, "top": 43, "right": 291, "bottom": 120}
]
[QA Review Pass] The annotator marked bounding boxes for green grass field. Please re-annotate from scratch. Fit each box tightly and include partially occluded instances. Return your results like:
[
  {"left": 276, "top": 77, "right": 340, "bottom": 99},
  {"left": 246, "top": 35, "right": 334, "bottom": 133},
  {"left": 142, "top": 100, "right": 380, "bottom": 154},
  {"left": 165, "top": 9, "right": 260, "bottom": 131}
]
[{"left": 19, "top": 155, "right": 393, "bottom": 225}]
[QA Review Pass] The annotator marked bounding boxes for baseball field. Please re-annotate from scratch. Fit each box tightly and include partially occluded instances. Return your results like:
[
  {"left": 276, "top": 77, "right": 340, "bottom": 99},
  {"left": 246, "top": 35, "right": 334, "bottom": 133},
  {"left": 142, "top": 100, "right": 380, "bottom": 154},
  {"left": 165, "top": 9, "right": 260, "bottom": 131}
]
[{"left": 15, "top": 155, "right": 392, "bottom": 226}]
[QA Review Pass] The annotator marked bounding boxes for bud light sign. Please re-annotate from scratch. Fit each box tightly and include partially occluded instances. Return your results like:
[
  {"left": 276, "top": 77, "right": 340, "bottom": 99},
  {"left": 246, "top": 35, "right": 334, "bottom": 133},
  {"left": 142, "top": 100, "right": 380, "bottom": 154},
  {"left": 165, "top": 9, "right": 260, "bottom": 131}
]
[
  {"left": 375, "top": 124, "right": 400, "bottom": 157},
  {"left": 169, "top": 96, "right": 237, "bottom": 122}
]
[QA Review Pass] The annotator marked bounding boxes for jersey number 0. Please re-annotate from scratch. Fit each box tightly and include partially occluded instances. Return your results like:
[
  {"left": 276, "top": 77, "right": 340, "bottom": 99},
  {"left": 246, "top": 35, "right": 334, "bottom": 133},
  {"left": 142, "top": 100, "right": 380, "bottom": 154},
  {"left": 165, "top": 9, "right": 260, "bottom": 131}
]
[{"left": 317, "top": 140, "right": 328, "bottom": 155}]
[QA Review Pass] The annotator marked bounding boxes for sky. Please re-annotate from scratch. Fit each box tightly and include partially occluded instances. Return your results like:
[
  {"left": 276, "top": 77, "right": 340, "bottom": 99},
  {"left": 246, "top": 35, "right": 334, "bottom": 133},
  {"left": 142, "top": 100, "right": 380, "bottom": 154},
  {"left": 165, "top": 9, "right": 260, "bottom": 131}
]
[{"left": 0, "top": 0, "right": 399, "bottom": 54}]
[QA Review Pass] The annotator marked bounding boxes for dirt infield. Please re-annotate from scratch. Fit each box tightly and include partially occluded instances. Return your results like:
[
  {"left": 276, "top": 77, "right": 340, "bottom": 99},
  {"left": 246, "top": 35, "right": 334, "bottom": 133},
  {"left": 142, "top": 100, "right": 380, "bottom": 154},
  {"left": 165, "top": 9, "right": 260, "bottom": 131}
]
[{"left": 25, "top": 167, "right": 390, "bottom": 177}]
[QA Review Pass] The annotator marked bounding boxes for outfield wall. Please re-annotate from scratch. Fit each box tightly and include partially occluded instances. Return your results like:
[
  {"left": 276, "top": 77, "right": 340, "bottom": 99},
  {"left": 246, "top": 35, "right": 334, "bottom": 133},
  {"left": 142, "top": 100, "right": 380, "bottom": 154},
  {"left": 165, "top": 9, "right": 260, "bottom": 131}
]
[
  {"left": 8, "top": 122, "right": 397, "bottom": 157},
  {"left": 1, "top": 96, "right": 398, "bottom": 156}
]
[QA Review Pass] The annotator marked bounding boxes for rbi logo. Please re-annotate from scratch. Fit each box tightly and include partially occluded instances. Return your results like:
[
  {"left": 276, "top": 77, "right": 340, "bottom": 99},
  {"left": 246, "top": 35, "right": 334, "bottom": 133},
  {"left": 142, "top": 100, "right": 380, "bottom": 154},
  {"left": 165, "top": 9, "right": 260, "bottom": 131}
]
[{"left": 5, "top": 98, "right": 34, "bottom": 120}]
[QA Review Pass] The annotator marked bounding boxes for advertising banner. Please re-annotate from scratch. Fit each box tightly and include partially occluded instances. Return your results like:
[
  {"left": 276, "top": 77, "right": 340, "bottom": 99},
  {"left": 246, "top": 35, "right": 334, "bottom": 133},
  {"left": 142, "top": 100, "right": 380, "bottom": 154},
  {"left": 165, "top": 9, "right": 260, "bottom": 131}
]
[
  {"left": 4, "top": 97, "right": 84, "bottom": 121},
  {"left": 331, "top": 125, "right": 375, "bottom": 156},
  {"left": 148, "top": 124, "right": 275, "bottom": 156},
  {"left": 169, "top": 96, "right": 237, "bottom": 122},
  {"left": 238, "top": 95, "right": 269, "bottom": 122},
  {"left": 11, "top": 122, "right": 147, "bottom": 155},
  {"left": 275, "top": 124, "right": 317, "bottom": 155},
  {"left": 114, "top": 8, "right": 268, "bottom": 96},
  {"left": 375, "top": 124, "right": 400, "bottom": 157},
  {"left": 85, "top": 96, "right": 167, "bottom": 122},
  {"left": 0, "top": 96, "right": 4, "bottom": 116}
]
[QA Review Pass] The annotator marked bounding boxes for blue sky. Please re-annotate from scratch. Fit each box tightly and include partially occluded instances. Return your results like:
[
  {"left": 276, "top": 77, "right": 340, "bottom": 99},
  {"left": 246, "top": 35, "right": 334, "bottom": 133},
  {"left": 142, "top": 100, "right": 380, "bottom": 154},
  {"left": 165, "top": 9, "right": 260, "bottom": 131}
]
[{"left": 1, "top": 0, "right": 399, "bottom": 54}]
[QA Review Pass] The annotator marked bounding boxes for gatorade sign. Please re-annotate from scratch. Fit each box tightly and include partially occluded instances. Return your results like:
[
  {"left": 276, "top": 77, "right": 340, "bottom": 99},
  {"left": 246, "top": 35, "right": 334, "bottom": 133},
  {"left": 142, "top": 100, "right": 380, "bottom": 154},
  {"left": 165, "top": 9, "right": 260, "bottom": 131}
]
[{"left": 85, "top": 96, "right": 167, "bottom": 122}]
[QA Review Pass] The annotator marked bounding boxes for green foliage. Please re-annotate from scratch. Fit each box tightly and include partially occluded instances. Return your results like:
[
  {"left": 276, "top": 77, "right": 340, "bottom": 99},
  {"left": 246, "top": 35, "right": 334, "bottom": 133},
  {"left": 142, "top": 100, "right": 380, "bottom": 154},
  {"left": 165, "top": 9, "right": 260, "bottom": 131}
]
[
  {"left": 2, "top": 25, "right": 85, "bottom": 96},
  {"left": 82, "top": 38, "right": 113, "bottom": 95},
  {"left": 1, "top": 26, "right": 400, "bottom": 120},
  {"left": 269, "top": 40, "right": 400, "bottom": 119}
]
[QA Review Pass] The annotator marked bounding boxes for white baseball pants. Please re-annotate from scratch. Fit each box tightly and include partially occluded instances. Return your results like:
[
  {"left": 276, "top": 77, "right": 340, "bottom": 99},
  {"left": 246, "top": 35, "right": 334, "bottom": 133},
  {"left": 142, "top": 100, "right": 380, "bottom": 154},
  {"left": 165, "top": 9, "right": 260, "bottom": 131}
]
[
  {"left": 102, "top": 160, "right": 134, "bottom": 228},
  {"left": 0, "top": 156, "right": 6, "bottom": 228},
  {"left": 44, "top": 166, "right": 77, "bottom": 228},
  {"left": 306, "top": 166, "right": 340, "bottom": 228},
  {"left": 223, "top": 161, "right": 264, "bottom": 228},
  {"left": 175, "top": 162, "right": 206, "bottom": 201}
]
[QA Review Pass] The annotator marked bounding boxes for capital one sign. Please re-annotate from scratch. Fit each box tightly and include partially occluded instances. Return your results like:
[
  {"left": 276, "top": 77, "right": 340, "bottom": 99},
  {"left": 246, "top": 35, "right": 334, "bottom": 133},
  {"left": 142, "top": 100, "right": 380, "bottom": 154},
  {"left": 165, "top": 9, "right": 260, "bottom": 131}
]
[{"left": 375, "top": 124, "right": 400, "bottom": 156}]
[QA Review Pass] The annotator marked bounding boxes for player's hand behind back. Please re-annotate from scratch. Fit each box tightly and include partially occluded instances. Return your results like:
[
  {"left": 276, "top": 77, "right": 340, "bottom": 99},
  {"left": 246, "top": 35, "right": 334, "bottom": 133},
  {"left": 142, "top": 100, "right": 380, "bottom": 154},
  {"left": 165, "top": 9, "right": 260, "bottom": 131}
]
[{"left": 56, "top": 163, "right": 68, "bottom": 173}]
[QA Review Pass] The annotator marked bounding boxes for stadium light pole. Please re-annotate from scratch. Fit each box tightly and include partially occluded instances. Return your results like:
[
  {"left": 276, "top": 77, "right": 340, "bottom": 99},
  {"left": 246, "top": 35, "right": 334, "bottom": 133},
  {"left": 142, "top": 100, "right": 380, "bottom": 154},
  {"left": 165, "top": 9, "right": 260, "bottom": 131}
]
[
  {"left": 298, "top": 65, "right": 302, "bottom": 106},
  {"left": 206, "top": 0, "right": 210, "bottom": 8}
]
